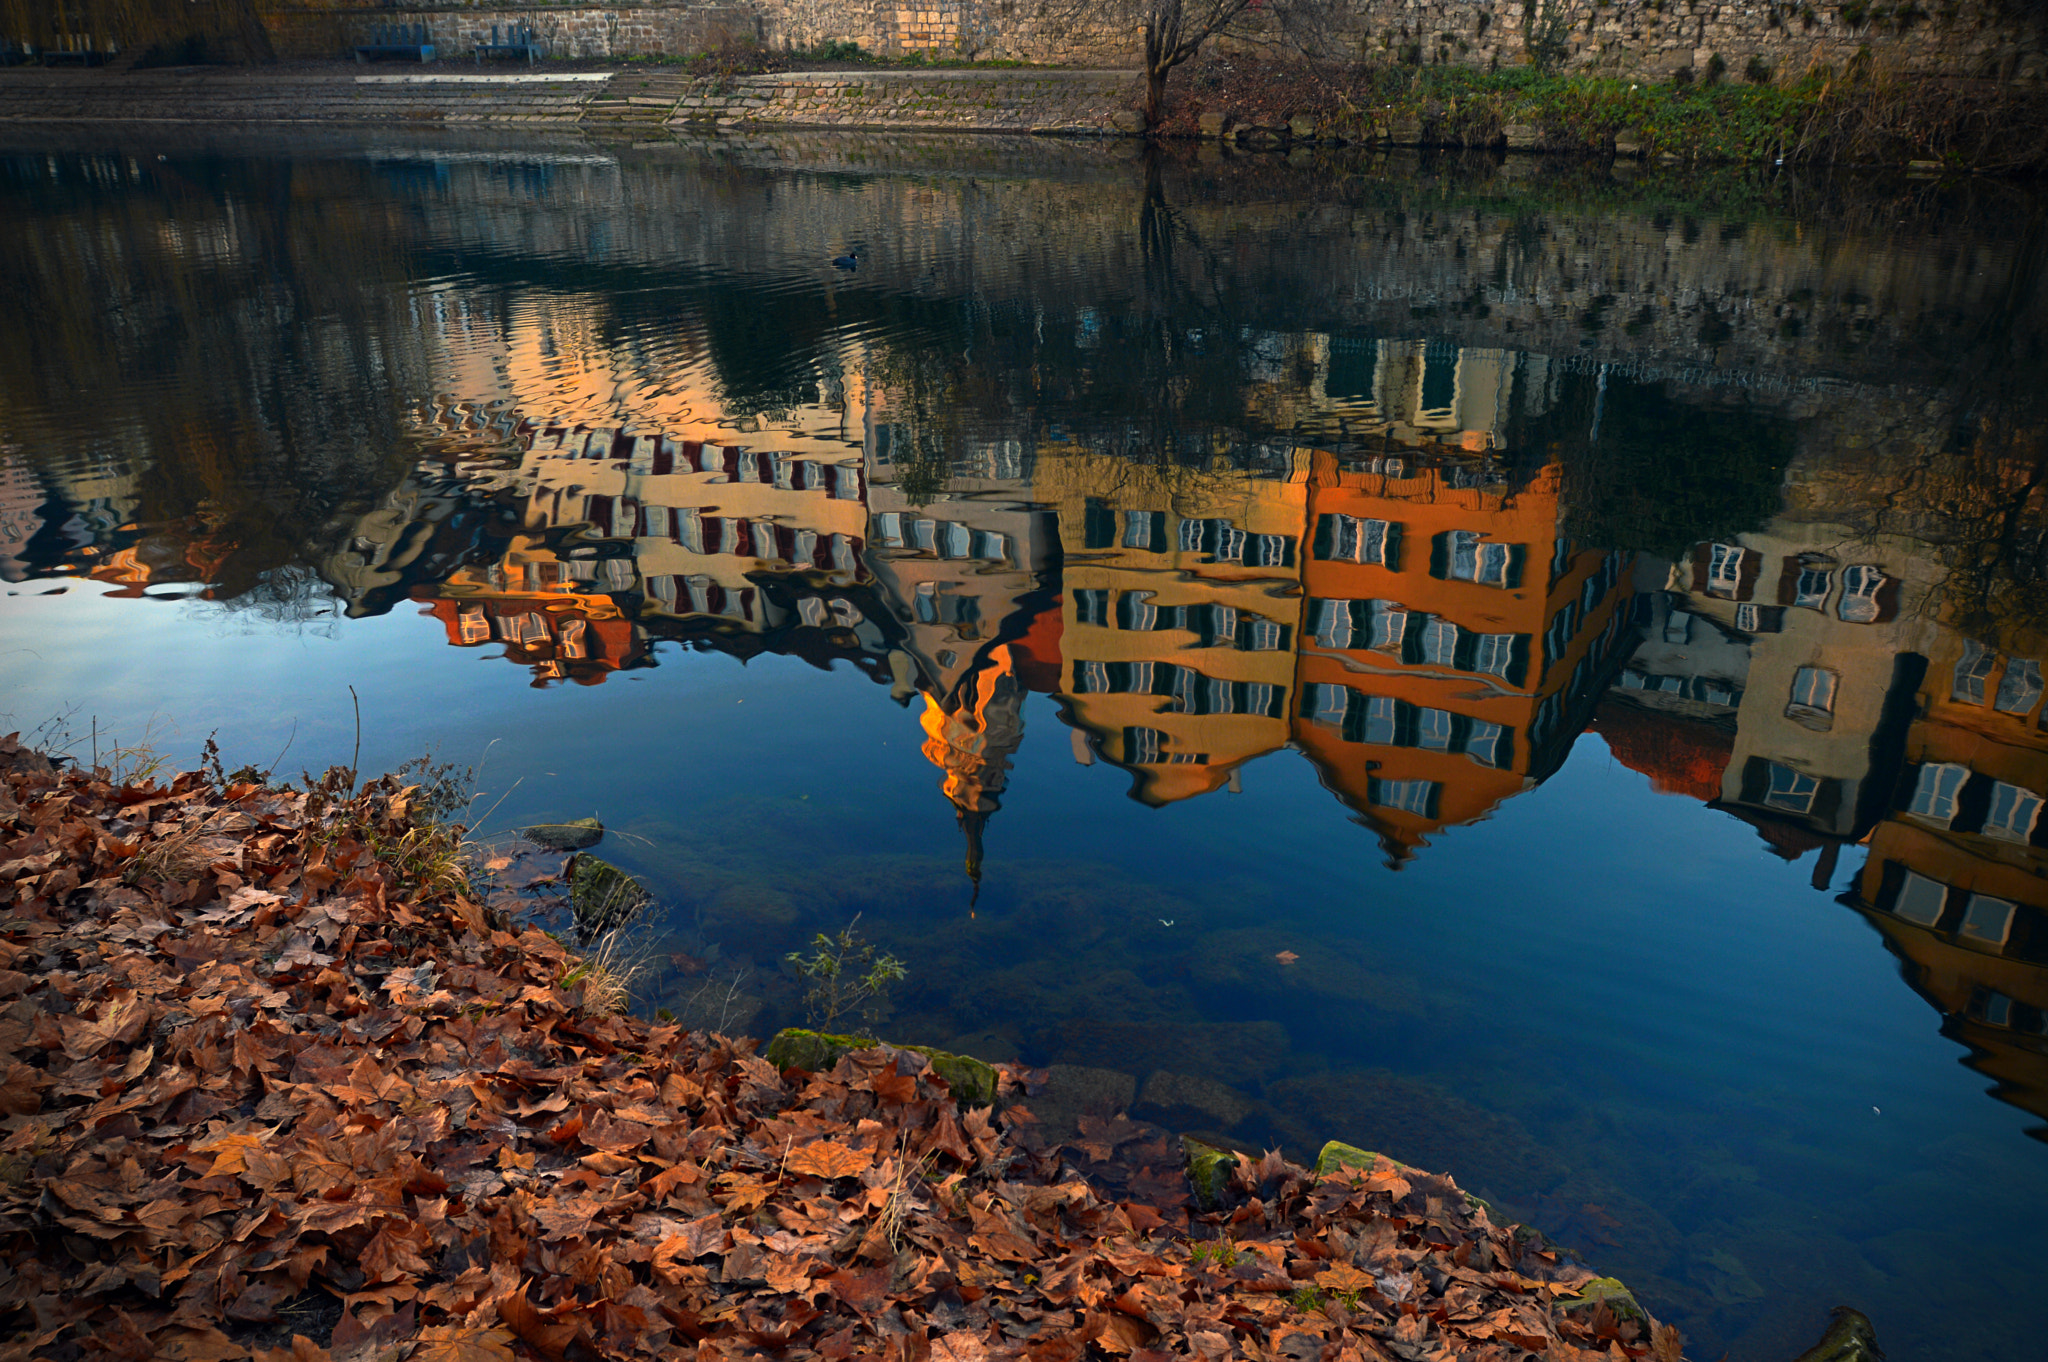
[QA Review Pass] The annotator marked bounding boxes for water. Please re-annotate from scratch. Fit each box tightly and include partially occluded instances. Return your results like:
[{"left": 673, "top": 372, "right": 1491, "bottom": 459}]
[{"left": 3, "top": 126, "right": 2047, "bottom": 1360}]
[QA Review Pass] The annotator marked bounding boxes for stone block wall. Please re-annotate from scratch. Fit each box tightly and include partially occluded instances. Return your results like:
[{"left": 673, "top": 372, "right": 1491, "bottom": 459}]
[
  {"left": 264, "top": 5, "right": 765, "bottom": 61},
  {"left": 260, "top": 1, "right": 2048, "bottom": 82},
  {"left": 672, "top": 68, "right": 1136, "bottom": 131},
  {"left": 1334, "top": 0, "right": 2046, "bottom": 83}
]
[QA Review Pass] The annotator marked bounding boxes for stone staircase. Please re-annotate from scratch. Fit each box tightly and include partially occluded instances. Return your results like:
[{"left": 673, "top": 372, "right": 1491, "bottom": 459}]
[{"left": 579, "top": 68, "right": 695, "bottom": 131}]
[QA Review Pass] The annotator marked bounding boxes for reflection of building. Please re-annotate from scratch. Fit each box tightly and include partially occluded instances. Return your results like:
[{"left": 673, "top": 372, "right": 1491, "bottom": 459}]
[
  {"left": 417, "top": 421, "right": 892, "bottom": 684},
  {"left": 0, "top": 459, "right": 42, "bottom": 583},
  {"left": 1035, "top": 451, "right": 1308, "bottom": 806},
  {"left": 1606, "top": 526, "right": 1942, "bottom": 856},
  {"left": 1292, "top": 451, "right": 1635, "bottom": 864},
  {"left": 1848, "top": 630, "right": 2048, "bottom": 1139}
]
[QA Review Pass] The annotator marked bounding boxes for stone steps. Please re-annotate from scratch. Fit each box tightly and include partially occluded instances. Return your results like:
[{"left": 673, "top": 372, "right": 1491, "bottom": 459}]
[{"left": 579, "top": 69, "right": 695, "bottom": 127}]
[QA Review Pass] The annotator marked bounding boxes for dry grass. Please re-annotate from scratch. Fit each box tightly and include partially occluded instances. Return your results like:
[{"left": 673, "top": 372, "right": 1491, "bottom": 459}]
[{"left": 561, "top": 928, "right": 652, "bottom": 1016}]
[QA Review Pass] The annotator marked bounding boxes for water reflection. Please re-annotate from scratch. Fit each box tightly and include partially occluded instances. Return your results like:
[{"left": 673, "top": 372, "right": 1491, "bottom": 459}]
[{"left": 4, "top": 134, "right": 2048, "bottom": 1358}]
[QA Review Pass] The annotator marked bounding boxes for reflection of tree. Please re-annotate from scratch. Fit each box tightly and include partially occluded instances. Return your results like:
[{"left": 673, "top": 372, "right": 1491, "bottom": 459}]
[
  {"left": 0, "top": 153, "right": 431, "bottom": 613},
  {"left": 1510, "top": 376, "right": 1797, "bottom": 561},
  {"left": 0, "top": 0, "right": 272, "bottom": 62}
]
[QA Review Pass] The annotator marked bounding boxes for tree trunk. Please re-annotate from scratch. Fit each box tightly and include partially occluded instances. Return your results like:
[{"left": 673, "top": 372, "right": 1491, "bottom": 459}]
[{"left": 1144, "top": 64, "right": 1170, "bottom": 128}]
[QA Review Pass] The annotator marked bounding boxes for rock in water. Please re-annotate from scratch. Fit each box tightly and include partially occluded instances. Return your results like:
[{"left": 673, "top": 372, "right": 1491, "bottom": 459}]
[
  {"left": 525, "top": 817, "right": 603, "bottom": 851},
  {"left": 1792, "top": 1307, "right": 1884, "bottom": 1362},
  {"left": 570, "top": 855, "right": 649, "bottom": 932}
]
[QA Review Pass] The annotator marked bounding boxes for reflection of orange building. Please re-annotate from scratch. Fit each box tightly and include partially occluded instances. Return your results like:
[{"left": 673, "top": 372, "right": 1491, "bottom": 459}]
[
  {"left": 1036, "top": 452, "right": 1309, "bottom": 806},
  {"left": 422, "top": 595, "right": 644, "bottom": 687},
  {"left": 1290, "top": 452, "right": 1635, "bottom": 864},
  {"left": 1851, "top": 629, "right": 2048, "bottom": 1138}
]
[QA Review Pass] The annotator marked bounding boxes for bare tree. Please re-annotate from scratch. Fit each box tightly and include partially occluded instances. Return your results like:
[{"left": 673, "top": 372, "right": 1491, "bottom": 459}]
[{"left": 1041, "top": 0, "right": 1337, "bottom": 129}]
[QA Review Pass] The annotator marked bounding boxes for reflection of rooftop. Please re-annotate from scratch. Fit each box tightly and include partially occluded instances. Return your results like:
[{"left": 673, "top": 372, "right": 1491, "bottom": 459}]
[{"left": 1589, "top": 697, "right": 1735, "bottom": 802}]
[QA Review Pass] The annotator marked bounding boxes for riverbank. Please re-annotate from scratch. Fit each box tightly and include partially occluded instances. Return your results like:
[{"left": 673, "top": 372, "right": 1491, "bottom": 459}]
[
  {"left": 0, "top": 733, "right": 1683, "bottom": 1359},
  {"left": 3, "top": 55, "right": 2044, "bottom": 171}
]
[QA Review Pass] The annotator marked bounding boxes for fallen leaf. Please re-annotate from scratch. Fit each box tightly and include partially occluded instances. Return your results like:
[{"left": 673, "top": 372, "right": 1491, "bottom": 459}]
[
  {"left": 1274, "top": 951, "right": 1300, "bottom": 965},
  {"left": 784, "top": 1140, "right": 872, "bottom": 1180}
]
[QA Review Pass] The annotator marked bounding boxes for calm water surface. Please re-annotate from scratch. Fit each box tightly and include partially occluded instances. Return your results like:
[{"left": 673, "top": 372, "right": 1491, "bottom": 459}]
[{"left": 3, "top": 128, "right": 2047, "bottom": 1360}]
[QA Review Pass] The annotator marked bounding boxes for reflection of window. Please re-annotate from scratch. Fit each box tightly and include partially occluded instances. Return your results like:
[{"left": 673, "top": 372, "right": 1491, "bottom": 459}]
[
  {"left": 1995, "top": 658, "right": 2043, "bottom": 715},
  {"left": 1707, "top": 543, "right": 1745, "bottom": 596},
  {"left": 1117, "top": 591, "right": 1159, "bottom": 632},
  {"left": 1121, "top": 511, "right": 1165, "bottom": 550},
  {"left": 1123, "top": 727, "right": 1163, "bottom": 763},
  {"left": 1954, "top": 640, "right": 1997, "bottom": 705},
  {"left": 1445, "top": 530, "right": 1515, "bottom": 586},
  {"left": 1317, "top": 514, "right": 1399, "bottom": 567},
  {"left": 1892, "top": 871, "right": 1948, "bottom": 927},
  {"left": 1466, "top": 720, "right": 1509, "bottom": 768},
  {"left": 1908, "top": 762, "right": 1969, "bottom": 824},
  {"left": 1838, "top": 564, "right": 1886, "bottom": 623},
  {"left": 1793, "top": 566, "right": 1832, "bottom": 610},
  {"left": 557, "top": 617, "right": 587, "bottom": 660},
  {"left": 457, "top": 606, "right": 491, "bottom": 644},
  {"left": 1421, "top": 619, "right": 1459, "bottom": 666},
  {"left": 1362, "top": 695, "right": 1399, "bottom": 745},
  {"left": 1663, "top": 610, "right": 1692, "bottom": 644},
  {"left": 1367, "top": 601, "right": 1407, "bottom": 653},
  {"left": 1984, "top": 782, "right": 2043, "bottom": 843},
  {"left": 1763, "top": 763, "right": 1820, "bottom": 813},
  {"left": 1789, "top": 667, "right": 1837, "bottom": 711},
  {"left": 1311, "top": 598, "right": 1354, "bottom": 649},
  {"left": 1474, "top": 634, "right": 1517, "bottom": 678},
  {"left": 1305, "top": 683, "right": 1349, "bottom": 728},
  {"left": 1367, "top": 777, "right": 1440, "bottom": 816},
  {"left": 1734, "top": 604, "right": 1784, "bottom": 633},
  {"left": 1417, "top": 708, "right": 1455, "bottom": 751},
  {"left": 1073, "top": 589, "right": 1109, "bottom": 626},
  {"left": 1246, "top": 619, "right": 1283, "bottom": 651},
  {"left": 1960, "top": 894, "right": 2017, "bottom": 948},
  {"left": 1545, "top": 605, "right": 1575, "bottom": 664}
]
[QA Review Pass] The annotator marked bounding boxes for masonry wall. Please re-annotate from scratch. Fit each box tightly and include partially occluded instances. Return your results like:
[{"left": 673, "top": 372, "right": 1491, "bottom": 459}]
[{"left": 261, "top": 1, "right": 2048, "bottom": 81}]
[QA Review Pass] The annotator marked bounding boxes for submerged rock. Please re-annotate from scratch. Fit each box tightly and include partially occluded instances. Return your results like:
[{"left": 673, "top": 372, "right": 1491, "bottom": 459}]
[
  {"left": 763, "top": 1027, "right": 1001, "bottom": 1107},
  {"left": 1023, "top": 1064, "right": 1137, "bottom": 1141},
  {"left": 1182, "top": 1135, "right": 1240, "bottom": 1211},
  {"left": 570, "top": 855, "right": 650, "bottom": 932},
  {"left": 1792, "top": 1307, "right": 1883, "bottom": 1362},
  {"left": 524, "top": 817, "right": 603, "bottom": 851},
  {"left": 1134, "top": 1070, "right": 1254, "bottom": 1133}
]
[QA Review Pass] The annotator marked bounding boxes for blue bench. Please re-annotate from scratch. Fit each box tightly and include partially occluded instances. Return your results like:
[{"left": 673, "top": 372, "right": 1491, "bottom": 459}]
[
  {"left": 475, "top": 22, "right": 543, "bottom": 66},
  {"left": 354, "top": 23, "right": 435, "bottom": 64}
]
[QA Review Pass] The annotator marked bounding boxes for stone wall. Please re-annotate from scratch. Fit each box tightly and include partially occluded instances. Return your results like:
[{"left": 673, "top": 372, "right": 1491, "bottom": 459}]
[
  {"left": 260, "top": 0, "right": 2048, "bottom": 81},
  {"left": 675, "top": 69, "right": 1136, "bottom": 132},
  {"left": 263, "top": 5, "right": 766, "bottom": 61}
]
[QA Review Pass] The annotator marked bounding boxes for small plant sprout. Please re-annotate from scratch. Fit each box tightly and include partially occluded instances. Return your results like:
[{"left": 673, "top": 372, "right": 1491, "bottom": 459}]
[{"left": 786, "top": 913, "right": 907, "bottom": 1033}]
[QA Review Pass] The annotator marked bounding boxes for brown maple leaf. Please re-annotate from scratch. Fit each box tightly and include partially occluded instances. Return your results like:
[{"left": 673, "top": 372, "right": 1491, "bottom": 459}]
[
  {"left": 784, "top": 1140, "right": 872, "bottom": 1180},
  {"left": 410, "top": 1325, "right": 517, "bottom": 1362}
]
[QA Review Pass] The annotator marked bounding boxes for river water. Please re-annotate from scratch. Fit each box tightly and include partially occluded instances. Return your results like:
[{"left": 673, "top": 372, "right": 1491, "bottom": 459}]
[{"left": 3, "top": 127, "right": 2046, "bottom": 1359}]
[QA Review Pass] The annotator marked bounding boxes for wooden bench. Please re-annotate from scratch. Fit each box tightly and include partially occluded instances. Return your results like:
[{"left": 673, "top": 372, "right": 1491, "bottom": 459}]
[
  {"left": 354, "top": 23, "right": 435, "bottom": 64},
  {"left": 475, "top": 22, "right": 543, "bottom": 66}
]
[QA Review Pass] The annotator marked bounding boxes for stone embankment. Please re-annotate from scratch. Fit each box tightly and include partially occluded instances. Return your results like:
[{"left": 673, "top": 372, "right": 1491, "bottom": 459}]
[{"left": 0, "top": 66, "right": 1140, "bottom": 135}]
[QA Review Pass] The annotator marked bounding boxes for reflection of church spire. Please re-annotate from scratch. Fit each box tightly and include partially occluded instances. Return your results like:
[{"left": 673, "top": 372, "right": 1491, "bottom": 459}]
[{"left": 918, "top": 643, "right": 1027, "bottom": 896}]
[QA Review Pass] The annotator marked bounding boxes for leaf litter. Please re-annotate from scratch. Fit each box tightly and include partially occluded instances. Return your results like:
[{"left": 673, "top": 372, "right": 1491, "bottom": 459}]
[{"left": 0, "top": 733, "right": 1686, "bottom": 1361}]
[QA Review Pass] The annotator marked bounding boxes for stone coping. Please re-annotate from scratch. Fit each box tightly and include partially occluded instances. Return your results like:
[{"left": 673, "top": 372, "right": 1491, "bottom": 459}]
[{"left": 355, "top": 71, "right": 613, "bottom": 83}]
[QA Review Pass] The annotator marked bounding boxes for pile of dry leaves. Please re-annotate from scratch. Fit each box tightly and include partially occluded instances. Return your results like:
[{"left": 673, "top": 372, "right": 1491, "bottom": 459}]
[{"left": 0, "top": 735, "right": 1685, "bottom": 1361}]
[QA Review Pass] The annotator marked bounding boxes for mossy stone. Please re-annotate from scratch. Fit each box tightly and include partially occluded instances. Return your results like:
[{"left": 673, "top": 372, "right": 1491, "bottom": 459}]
[
  {"left": 1314, "top": 1140, "right": 1382, "bottom": 1177},
  {"left": 525, "top": 817, "right": 603, "bottom": 851},
  {"left": 570, "top": 855, "right": 650, "bottom": 931},
  {"left": 1183, "top": 1135, "right": 1239, "bottom": 1211},
  {"left": 1792, "top": 1306, "right": 1882, "bottom": 1362},
  {"left": 1561, "top": 1276, "right": 1647, "bottom": 1325},
  {"left": 762, "top": 1028, "right": 1000, "bottom": 1108}
]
